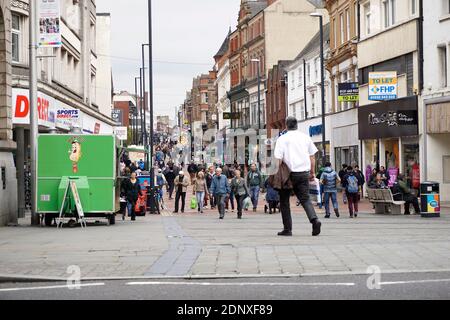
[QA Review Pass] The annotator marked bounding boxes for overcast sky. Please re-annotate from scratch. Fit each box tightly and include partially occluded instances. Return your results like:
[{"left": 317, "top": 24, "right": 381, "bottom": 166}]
[{"left": 96, "top": 0, "right": 241, "bottom": 119}]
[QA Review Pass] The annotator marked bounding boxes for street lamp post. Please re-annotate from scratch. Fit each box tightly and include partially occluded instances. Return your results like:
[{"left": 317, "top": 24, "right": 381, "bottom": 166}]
[
  {"left": 141, "top": 44, "right": 149, "bottom": 153},
  {"left": 134, "top": 76, "right": 141, "bottom": 145},
  {"left": 251, "top": 58, "right": 262, "bottom": 170},
  {"left": 139, "top": 68, "right": 145, "bottom": 145},
  {"left": 310, "top": 12, "right": 327, "bottom": 166}
]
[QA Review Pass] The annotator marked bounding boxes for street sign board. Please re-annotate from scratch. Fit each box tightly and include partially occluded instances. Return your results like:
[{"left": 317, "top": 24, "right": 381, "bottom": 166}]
[
  {"left": 338, "top": 82, "right": 359, "bottom": 102},
  {"left": 369, "top": 71, "right": 398, "bottom": 101},
  {"left": 114, "top": 127, "right": 128, "bottom": 141},
  {"left": 223, "top": 112, "right": 240, "bottom": 120},
  {"left": 38, "top": 0, "right": 62, "bottom": 48}
]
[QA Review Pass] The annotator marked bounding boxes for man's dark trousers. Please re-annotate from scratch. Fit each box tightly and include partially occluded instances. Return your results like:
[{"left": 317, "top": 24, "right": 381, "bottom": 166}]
[
  {"left": 174, "top": 191, "right": 186, "bottom": 212},
  {"left": 279, "top": 172, "right": 318, "bottom": 232}
]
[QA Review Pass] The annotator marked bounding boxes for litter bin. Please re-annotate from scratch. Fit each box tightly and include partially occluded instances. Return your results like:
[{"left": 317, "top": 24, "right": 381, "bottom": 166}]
[{"left": 420, "top": 182, "right": 440, "bottom": 218}]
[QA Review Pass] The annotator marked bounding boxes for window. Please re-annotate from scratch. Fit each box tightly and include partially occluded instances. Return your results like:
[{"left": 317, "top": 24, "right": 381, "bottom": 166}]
[
  {"left": 332, "top": 18, "right": 336, "bottom": 48},
  {"left": 438, "top": 45, "right": 448, "bottom": 88},
  {"left": 364, "top": 2, "right": 371, "bottom": 35},
  {"left": 12, "top": 14, "right": 21, "bottom": 62},
  {"left": 306, "top": 63, "right": 311, "bottom": 85},
  {"left": 411, "top": 0, "right": 417, "bottom": 15},
  {"left": 340, "top": 13, "right": 344, "bottom": 44},
  {"left": 346, "top": 9, "right": 350, "bottom": 42},
  {"left": 444, "top": 156, "right": 450, "bottom": 183},
  {"left": 291, "top": 71, "right": 295, "bottom": 89},
  {"left": 315, "top": 58, "right": 319, "bottom": 82},
  {"left": 383, "top": 0, "right": 396, "bottom": 28},
  {"left": 354, "top": 2, "right": 359, "bottom": 37},
  {"left": 311, "top": 93, "right": 316, "bottom": 117},
  {"left": 298, "top": 67, "right": 303, "bottom": 87}
]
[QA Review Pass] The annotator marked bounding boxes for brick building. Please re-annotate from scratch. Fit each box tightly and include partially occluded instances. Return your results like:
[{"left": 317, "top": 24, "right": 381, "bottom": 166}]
[{"left": 266, "top": 61, "right": 290, "bottom": 138}]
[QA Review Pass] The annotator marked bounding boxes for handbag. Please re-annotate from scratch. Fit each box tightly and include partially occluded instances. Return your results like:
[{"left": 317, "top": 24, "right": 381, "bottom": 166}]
[
  {"left": 243, "top": 196, "right": 252, "bottom": 210},
  {"left": 190, "top": 197, "right": 198, "bottom": 209}
]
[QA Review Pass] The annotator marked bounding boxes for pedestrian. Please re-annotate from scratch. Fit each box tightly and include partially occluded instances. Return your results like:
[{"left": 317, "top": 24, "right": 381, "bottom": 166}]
[
  {"left": 369, "top": 173, "right": 388, "bottom": 189},
  {"left": 320, "top": 162, "right": 341, "bottom": 219},
  {"left": 273, "top": 117, "right": 322, "bottom": 237},
  {"left": 121, "top": 172, "right": 141, "bottom": 221},
  {"left": 379, "top": 166, "right": 391, "bottom": 186},
  {"left": 354, "top": 165, "right": 366, "bottom": 200},
  {"left": 316, "top": 164, "right": 326, "bottom": 209},
  {"left": 187, "top": 161, "right": 198, "bottom": 182},
  {"left": 264, "top": 177, "right": 280, "bottom": 214},
  {"left": 173, "top": 171, "right": 190, "bottom": 213},
  {"left": 396, "top": 174, "right": 420, "bottom": 215},
  {"left": 210, "top": 167, "right": 231, "bottom": 220},
  {"left": 193, "top": 171, "right": 209, "bottom": 214},
  {"left": 247, "top": 163, "right": 263, "bottom": 212},
  {"left": 225, "top": 165, "right": 235, "bottom": 213},
  {"left": 138, "top": 159, "right": 145, "bottom": 171},
  {"left": 342, "top": 166, "right": 360, "bottom": 218},
  {"left": 206, "top": 165, "right": 216, "bottom": 209},
  {"left": 338, "top": 164, "right": 348, "bottom": 204},
  {"left": 156, "top": 168, "right": 167, "bottom": 199},
  {"left": 231, "top": 170, "right": 249, "bottom": 219},
  {"left": 164, "top": 164, "right": 176, "bottom": 200}
]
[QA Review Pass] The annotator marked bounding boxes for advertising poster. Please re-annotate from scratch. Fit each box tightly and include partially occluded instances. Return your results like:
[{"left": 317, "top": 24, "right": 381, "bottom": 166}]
[
  {"left": 369, "top": 71, "right": 398, "bottom": 101},
  {"left": 338, "top": 82, "right": 359, "bottom": 102},
  {"left": 38, "top": 0, "right": 62, "bottom": 48},
  {"left": 114, "top": 127, "right": 128, "bottom": 141}
]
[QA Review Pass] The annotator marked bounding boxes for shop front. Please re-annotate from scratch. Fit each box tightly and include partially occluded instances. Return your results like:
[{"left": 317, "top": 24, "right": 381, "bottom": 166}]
[{"left": 359, "top": 96, "right": 420, "bottom": 189}]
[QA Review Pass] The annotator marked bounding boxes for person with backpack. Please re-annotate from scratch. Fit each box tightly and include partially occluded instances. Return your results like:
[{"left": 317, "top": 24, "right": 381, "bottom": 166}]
[
  {"left": 339, "top": 164, "right": 348, "bottom": 204},
  {"left": 342, "top": 166, "right": 360, "bottom": 218},
  {"left": 316, "top": 165, "right": 326, "bottom": 209},
  {"left": 320, "top": 162, "right": 341, "bottom": 219},
  {"left": 354, "top": 165, "right": 366, "bottom": 200}
]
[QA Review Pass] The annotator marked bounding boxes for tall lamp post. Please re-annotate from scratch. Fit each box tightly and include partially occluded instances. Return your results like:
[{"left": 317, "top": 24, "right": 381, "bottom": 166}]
[
  {"left": 250, "top": 58, "right": 262, "bottom": 169},
  {"left": 310, "top": 12, "right": 327, "bottom": 166},
  {"left": 141, "top": 44, "right": 149, "bottom": 152},
  {"left": 134, "top": 76, "right": 141, "bottom": 145}
]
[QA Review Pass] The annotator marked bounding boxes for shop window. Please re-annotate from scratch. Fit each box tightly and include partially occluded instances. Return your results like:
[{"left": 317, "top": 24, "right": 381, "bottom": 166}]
[
  {"left": 444, "top": 156, "right": 450, "bottom": 183},
  {"left": 335, "top": 146, "right": 359, "bottom": 171},
  {"left": 438, "top": 45, "right": 448, "bottom": 88}
]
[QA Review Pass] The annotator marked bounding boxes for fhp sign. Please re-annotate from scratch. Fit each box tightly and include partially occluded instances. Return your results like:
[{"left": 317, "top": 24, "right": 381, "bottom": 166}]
[{"left": 369, "top": 71, "right": 397, "bottom": 101}]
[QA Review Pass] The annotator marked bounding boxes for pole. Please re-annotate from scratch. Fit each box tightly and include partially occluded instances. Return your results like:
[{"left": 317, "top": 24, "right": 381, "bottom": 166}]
[
  {"left": 142, "top": 44, "right": 149, "bottom": 167},
  {"left": 257, "top": 61, "right": 261, "bottom": 169},
  {"left": 134, "top": 77, "right": 140, "bottom": 145},
  {"left": 16, "top": 127, "right": 25, "bottom": 222},
  {"left": 148, "top": 1, "right": 154, "bottom": 180},
  {"left": 30, "top": 0, "right": 39, "bottom": 225},
  {"left": 303, "top": 59, "right": 308, "bottom": 119},
  {"left": 319, "top": 15, "right": 326, "bottom": 166},
  {"left": 139, "top": 68, "right": 144, "bottom": 145}
]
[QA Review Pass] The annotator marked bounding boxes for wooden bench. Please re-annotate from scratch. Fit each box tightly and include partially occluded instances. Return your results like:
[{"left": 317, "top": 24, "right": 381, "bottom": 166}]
[{"left": 367, "top": 188, "right": 405, "bottom": 215}]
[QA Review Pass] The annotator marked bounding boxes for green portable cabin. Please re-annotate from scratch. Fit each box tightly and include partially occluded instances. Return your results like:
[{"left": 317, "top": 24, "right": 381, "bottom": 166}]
[{"left": 37, "top": 134, "right": 119, "bottom": 226}]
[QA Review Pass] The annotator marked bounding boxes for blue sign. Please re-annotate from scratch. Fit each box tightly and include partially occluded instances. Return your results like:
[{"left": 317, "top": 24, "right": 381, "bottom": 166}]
[{"left": 309, "top": 125, "right": 323, "bottom": 137}]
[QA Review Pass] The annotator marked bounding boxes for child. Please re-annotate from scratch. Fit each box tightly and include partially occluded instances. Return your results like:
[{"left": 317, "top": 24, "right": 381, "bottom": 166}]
[{"left": 265, "top": 178, "right": 280, "bottom": 214}]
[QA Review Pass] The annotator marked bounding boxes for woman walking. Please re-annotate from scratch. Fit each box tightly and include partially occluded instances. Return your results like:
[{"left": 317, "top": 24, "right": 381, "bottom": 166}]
[
  {"left": 121, "top": 172, "right": 141, "bottom": 221},
  {"left": 193, "top": 171, "right": 209, "bottom": 214},
  {"left": 230, "top": 170, "right": 248, "bottom": 219}
]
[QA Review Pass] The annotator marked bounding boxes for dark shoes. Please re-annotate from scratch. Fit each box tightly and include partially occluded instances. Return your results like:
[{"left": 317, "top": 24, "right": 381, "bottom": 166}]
[
  {"left": 312, "top": 219, "right": 321, "bottom": 236},
  {"left": 278, "top": 230, "right": 292, "bottom": 237},
  {"left": 335, "top": 209, "right": 340, "bottom": 218},
  {"left": 325, "top": 214, "right": 331, "bottom": 219}
]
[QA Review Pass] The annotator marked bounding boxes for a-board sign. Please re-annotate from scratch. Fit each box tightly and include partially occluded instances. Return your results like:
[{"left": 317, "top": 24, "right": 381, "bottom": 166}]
[{"left": 70, "top": 180, "right": 84, "bottom": 218}]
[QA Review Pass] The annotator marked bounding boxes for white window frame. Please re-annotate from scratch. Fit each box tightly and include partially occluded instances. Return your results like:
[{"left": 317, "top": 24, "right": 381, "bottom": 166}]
[
  {"left": 383, "top": 0, "right": 396, "bottom": 29},
  {"left": 291, "top": 71, "right": 296, "bottom": 89},
  {"left": 298, "top": 66, "right": 303, "bottom": 88},
  {"left": 340, "top": 13, "right": 345, "bottom": 45},
  {"left": 364, "top": 2, "right": 371, "bottom": 35},
  {"left": 438, "top": 45, "right": 448, "bottom": 88},
  {"left": 12, "top": 14, "right": 21, "bottom": 63}
]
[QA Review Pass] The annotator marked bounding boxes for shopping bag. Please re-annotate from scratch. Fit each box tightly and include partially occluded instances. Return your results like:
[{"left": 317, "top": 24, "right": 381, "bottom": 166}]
[
  {"left": 243, "top": 196, "right": 252, "bottom": 210},
  {"left": 190, "top": 197, "right": 198, "bottom": 210},
  {"left": 309, "top": 178, "right": 322, "bottom": 204}
]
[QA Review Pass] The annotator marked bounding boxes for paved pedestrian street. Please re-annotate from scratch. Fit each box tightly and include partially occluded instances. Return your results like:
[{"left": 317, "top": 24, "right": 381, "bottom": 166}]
[{"left": 0, "top": 200, "right": 449, "bottom": 281}]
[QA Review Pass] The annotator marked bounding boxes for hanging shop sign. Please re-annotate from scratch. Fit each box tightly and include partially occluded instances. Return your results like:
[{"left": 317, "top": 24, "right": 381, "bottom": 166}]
[
  {"left": 223, "top": 112, "right": 241, "bottom": 120},
  {"left": 309, "top": 125, "right": 323, "bottom": 137},
  {"left": 38, "top": 0, "right": 62, "bottom": 48},
  {"left": 114, "top": 127, "right": 128, "bottom": 141},
  {"left": 111, "top": 109, "right": 124, "bottom": 125},
  {"left": 368, "top": 71, "right": 397, "bottom": 101},
  {"left": 358, "top": 96, "right": 418, "bottom": 140},
  {"left": 338, "top": 82, "right": 359, "bottom": 102}
]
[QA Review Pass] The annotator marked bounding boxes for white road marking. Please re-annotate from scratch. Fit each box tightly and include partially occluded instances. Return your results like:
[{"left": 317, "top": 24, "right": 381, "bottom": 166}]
[
  {"left": 0, "top": 282, "right": 105, "bottom": 293},
  {"left": 126, "top": 281, "right": 356, "bottom": 287},
  {"left": 380, "top": 279, "right": 450, "bottom": 286}
]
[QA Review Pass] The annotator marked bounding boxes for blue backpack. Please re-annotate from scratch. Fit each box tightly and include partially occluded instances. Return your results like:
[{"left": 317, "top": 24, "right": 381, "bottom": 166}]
[{"left": 346, "top": 175, "right": 359, "bottom": 194}]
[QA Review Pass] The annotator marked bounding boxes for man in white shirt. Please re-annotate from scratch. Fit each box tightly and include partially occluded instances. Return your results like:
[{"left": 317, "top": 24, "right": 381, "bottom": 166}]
[{"left": 274, "top": 117, "right": 322, "bottom": 237}]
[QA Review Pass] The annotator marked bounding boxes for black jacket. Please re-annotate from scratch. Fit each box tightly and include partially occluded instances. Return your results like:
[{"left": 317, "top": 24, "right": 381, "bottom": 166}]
[{"left": 121, "top": 179, "right": 141, "bottom": 203}]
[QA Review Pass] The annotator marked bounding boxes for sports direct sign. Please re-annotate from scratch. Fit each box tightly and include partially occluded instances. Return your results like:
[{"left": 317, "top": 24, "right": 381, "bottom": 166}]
[{"left": 369, "top": 71, "right": 398, "bottom": 101}]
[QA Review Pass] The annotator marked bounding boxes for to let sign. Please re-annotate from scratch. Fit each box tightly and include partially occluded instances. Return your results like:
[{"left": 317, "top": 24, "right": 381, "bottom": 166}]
[
  {"left": 338, "top": 82, "right": 359, "bottom": 102},
  {"left": 369, "top": 71, "right": 398, "bottom": 101}
]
